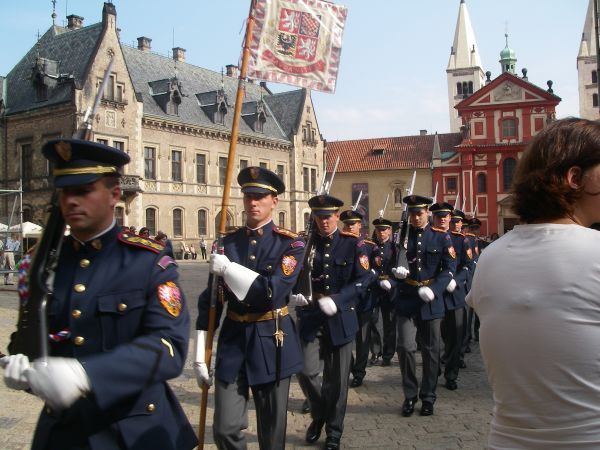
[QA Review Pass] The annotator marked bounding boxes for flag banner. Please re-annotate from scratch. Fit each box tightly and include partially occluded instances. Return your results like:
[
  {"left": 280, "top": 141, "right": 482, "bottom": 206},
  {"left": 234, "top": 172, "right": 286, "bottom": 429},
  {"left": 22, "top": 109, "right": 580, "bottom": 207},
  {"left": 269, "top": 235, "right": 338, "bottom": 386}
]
[{"left": 248, "top": 0, "right": 348, "bottom": 93}]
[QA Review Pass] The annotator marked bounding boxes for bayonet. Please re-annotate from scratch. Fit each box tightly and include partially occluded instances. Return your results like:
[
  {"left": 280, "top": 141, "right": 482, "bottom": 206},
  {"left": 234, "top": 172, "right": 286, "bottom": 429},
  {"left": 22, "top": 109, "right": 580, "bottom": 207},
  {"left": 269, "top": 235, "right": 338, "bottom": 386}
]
[
  {"left": 352, "top": 191, "right": 363, "bottom": 212},
  {"left": 378, "top": 193, "right": 389, "bottom": 218}
]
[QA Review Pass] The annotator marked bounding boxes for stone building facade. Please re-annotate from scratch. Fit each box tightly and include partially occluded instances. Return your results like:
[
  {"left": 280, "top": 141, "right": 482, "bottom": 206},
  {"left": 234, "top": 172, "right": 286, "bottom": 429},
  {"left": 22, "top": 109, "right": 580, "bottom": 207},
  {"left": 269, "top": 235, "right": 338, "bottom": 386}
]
[{"left": 0, "top": 3, "right": 325, "bottom": 249}]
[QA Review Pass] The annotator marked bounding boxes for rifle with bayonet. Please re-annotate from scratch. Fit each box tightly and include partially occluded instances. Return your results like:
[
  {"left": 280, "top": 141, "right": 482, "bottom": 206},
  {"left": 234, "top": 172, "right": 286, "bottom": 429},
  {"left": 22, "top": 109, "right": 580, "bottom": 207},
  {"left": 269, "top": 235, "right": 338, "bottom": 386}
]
[
  {"left": 8, "top": 57, "right": 115, "bottom": 361},
  {"left": 378, "top": 193, "right": 389, "bottom": 219},
  {"left": 352, "top": 191, "right": 363, "bottom": 212},
  {"left": 293, "top": 156, "right": 340, "bottom": 304},
  {"left": 454, "top": 193, "right": 460, "bottom": 210},
  {"left": 395, "top": 171, "right": 417, "bottom": 268}
]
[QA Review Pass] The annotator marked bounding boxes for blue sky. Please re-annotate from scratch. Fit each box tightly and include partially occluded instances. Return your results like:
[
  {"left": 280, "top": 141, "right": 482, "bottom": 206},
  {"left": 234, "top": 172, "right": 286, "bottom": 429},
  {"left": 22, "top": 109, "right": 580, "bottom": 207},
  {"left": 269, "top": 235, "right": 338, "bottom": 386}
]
[{"left": 0, "top": 0, "right": 589, "bottom": 140}]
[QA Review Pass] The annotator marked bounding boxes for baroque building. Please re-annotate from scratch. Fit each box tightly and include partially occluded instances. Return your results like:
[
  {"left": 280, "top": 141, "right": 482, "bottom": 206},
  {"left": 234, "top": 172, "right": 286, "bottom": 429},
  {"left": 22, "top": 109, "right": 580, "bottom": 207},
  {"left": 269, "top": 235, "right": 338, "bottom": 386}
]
[
  {"left": 0, "top": 2, "right": 325, "bottom": 249},
  {"left": 578, "top": 0, "right": 600, "bottom": 120}
]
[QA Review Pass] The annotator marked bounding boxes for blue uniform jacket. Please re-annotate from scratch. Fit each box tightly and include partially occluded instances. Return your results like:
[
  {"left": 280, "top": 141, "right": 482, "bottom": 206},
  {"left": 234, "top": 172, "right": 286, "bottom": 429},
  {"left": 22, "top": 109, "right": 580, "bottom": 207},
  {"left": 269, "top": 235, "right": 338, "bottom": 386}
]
[
  {"left": 297, "top": 230, "right": 370, "bottom": 346},
  {"left": 395, "top": 225, "right": 457, "bottom": 320},
  {"left": 369, "top": 238, "right": 397, "bottom": 311},
  {"left": 464, "top": 233, "right": 480, "bottom": 291},
  {"left": 356, "top": 238, "right": 378, "bottom": 313},
  {"left": 444, "top": 231, "right": 474, "bottom": 310},
  {"left": 26, "top": 225, "right": 197, "bottom": 450},
  {"left": 196, "top": 221, "right": 305, "bottom": 386}
]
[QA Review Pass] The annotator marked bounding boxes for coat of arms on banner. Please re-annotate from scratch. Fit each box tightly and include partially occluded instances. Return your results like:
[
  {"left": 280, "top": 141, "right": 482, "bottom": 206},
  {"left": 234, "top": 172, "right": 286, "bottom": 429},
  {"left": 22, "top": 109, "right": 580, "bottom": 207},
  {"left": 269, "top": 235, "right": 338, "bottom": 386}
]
[{"left": 248, "top": 0, "right": 348, "bottom": 93}]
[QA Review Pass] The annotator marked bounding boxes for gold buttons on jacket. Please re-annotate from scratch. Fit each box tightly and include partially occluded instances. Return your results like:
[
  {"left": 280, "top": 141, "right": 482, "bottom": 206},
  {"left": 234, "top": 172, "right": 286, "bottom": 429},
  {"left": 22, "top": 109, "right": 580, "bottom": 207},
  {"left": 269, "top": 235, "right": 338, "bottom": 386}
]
[
  {"left": 324, "top": 253, "right": 330, "bottom": 258},
  {"left": 146, "top": 403, "right": 156, "bottom": 413},
  {"left": 324, "top": 264, "right": 329, "bottom": 268},
  {"left": 250, "top": 240, "right": 257, "bottom": 246},
  {"left": 79, "top": 259, "right": 90, "bottom": 268},
  {"left": 117, "top": 303, "right": 128, "bottom": 313},
  {"left": 249, "top": 255, "right": 256, "bottom": 261},
  {"left": 71, "top": 309, "right": 82, "bottom": 319},
  {"left": 73, "top": 336, "right": 85, "bottom": 346},
  {"left": 325, "top": 243, "right": 330, "bottom": 248},
  {"left": 74, "top": 284, "right": 86, "bottom": 293}
]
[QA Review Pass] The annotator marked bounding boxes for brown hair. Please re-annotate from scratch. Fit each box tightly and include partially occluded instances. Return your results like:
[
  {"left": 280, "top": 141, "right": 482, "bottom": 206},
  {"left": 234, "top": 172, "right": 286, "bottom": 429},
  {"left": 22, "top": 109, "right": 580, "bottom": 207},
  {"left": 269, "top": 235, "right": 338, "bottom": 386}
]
[{"left": 511, "top": 118, "right": 600, "bottom": 223}]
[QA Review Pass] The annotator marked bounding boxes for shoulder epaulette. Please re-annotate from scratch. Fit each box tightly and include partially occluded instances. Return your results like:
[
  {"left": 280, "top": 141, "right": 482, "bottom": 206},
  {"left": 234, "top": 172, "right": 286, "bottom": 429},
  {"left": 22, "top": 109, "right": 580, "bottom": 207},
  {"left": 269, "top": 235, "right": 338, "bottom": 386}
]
[
  {"left": 340, "top": 231, "right": 357, "bottom": 238},
  {"left": 431, "top": 226, "right": 448, "bottom": 233},
  {"left": 450, "top": 231, "right": 465, "bottom": 237},
  {"left": 118, "top": 232, "right": 163, "bottom": 253},
  {"left": 345, "top": 231, "right": 360, "bottom": 238},
  {"left": 465, "top": 232, "right": 476, "bottom": 237},
  {"left": 273, "top": 226, "right": 298, "bottom": 239},
  {"left": 364, "top": 239, "right": 377, "bottom": 246}
]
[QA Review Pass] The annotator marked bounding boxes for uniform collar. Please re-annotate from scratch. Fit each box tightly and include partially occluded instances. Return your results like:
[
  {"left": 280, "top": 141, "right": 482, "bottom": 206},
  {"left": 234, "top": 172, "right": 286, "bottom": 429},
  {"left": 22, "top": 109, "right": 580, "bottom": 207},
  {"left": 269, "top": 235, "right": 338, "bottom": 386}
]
[
  {"left": 318, "top": 228, "right": 338, "bottom": 240},
  {"left": 245, "top": 220, "right": 273, "bottom": 237},
  {"left": 71, "top": 219, "right": 118, "bottom": 252}
]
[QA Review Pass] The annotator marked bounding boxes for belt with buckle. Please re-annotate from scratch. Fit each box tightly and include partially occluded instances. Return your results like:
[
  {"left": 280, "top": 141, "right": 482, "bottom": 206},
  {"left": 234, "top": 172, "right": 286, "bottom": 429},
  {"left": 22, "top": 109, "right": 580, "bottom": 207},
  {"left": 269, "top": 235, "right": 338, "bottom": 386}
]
[
  {"left": 227, "top": 306, "right": 289, "bottom": 323},
  {"left": 404, "top": 278, "right": 434, "bottom": 287}
]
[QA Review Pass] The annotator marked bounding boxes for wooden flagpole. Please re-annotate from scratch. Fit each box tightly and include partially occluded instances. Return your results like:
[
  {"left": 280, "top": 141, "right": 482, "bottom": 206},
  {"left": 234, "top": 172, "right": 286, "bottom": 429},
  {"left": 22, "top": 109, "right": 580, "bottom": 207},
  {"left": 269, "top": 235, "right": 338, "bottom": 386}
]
[{"left": 198, "top": 1, "right": 257, "bottom": 447}]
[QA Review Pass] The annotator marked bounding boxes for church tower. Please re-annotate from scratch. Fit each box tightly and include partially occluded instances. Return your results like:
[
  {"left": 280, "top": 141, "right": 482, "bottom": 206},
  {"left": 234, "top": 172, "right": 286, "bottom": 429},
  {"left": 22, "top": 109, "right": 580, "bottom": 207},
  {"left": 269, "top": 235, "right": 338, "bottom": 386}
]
[
  {"left": 577, "top": 0, "right": 600, "bottom": 119},
  {"left": 446, "top": 0, "right": 486, "bottom": 133}
]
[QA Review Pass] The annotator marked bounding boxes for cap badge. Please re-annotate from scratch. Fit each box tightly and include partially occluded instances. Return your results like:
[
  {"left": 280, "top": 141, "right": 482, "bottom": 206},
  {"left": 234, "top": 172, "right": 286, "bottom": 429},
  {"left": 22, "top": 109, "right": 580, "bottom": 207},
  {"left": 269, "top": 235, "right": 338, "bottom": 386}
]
[
  {"left": 55, "top": 141, "right": 72, "bottom": 161},
  {"left": 249, "top": 167, "right": 260, "bottom": 180},
  {"left": 319, "top": 196, "right": 326, "bottom": 205}
]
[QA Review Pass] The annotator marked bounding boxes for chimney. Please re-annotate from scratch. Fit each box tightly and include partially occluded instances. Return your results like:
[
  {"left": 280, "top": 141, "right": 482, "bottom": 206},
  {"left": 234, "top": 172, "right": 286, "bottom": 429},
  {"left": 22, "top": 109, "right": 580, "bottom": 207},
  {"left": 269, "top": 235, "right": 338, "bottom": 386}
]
[
  {"left": 226, "top": 64, "right": 238, "bottom": 78},
  {"left": 67, "top": 14, "right": 84, "bottom": 30},
  {"left": 102, "top": 2, "right": 117, "bottom": 29},
  {"left": 137, "top": 36, "right": 152, "bottom": 52},
  {"left": 172, "top": 47, "right": 186, "bottom": 63},
  {"left": 419, "top": 129, "right": 427, "bottom": 136}
]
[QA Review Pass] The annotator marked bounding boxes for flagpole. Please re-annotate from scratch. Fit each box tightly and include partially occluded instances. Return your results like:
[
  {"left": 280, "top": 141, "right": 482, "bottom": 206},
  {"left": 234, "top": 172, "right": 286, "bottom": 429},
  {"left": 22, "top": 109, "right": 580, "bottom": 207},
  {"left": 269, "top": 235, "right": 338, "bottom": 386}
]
[{"left": 198, "top": 1, "right": 256, "bottom": 447}]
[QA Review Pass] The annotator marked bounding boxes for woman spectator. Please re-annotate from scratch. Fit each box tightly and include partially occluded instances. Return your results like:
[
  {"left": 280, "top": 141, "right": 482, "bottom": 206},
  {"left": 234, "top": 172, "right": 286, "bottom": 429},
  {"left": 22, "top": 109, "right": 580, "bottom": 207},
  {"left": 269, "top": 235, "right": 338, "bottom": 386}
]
[
  {"left": 467, "top": 118, "right": 600, "bottom": 449},
  {"left": 155, "top": 231, "right": 174, "bottom": 257}
]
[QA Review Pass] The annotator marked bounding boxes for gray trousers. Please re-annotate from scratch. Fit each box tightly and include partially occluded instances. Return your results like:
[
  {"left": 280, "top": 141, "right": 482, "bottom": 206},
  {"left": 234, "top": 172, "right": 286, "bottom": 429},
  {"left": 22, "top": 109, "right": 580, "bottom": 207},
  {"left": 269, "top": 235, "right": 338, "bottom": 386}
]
[
  {"left": 396, "top": 316, "right": 441, "bottom": 403},
  {"left": 351, "top": 311, "right": 372, "bottom": 380},
  {"left": 297, "top": 331, "right": 353, "bottom": 440},
  {"left": 442, "top": 307, "right": 465, "bottom": 382},
  {"left": 369, "top": 302, "right": 396, "bottom": 361},
  {"left": 213, "top": 373, "right": 291, "bottom": 450}
]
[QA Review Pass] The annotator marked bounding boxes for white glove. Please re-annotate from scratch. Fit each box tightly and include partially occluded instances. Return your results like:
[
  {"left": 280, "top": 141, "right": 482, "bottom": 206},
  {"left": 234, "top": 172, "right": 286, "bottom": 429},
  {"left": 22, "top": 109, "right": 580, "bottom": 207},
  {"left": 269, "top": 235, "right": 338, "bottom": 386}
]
[
  {"left": 222, "top": 262, "right": 259, "bottom": 301},
  {"left": 446, "top": 279, "right": 457, "bottom": 293},
  {"left": 25, "top": 357, "right": 91, "bottom": 412},
  {"left": 193, "top": 330, "right": 212, "bottom": 387},
  {"left": 379, "top": 279, "right": 392, "bottom": 291},
  {"left": 2, "top": 354, "right": 31, "bottom": 391},
  {"left": 418, "top": 286, "right": 435, "bottom": 303},
  {"left": 289, "top": 293, "right": 309, "bottom": 307},
  {"left": 318, "top": 296, "right": 338, "bottom": 316},
  {"left": 392, "top": 266, "right": 409, "bottom": 279},
  {"left": 209, "top": 253, "right": 231, "bottom": 276}
]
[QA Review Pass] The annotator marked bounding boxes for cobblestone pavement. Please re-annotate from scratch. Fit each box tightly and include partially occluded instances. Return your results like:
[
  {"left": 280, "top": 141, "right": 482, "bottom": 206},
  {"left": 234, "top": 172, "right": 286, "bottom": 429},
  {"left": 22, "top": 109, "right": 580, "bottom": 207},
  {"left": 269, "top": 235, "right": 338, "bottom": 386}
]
[{"left": 0, "top": 261, "right": 493, "bottom": 449}]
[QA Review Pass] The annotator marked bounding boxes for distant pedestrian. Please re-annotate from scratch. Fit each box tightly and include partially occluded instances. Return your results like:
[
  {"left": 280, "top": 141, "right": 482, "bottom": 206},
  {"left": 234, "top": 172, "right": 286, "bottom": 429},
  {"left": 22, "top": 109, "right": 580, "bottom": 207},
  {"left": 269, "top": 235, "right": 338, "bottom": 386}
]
[
  {"left": 138, "top": 227, "right": 150, "bottom": 238},
  {"left": 189, "top": 245, "right": 197, "bottom": 260},
  {"left": 199, "top": 238, "right": 207, "bottom": 259},
  {"left": 4, "top": 233, "right": 20, "bottom": 285}
]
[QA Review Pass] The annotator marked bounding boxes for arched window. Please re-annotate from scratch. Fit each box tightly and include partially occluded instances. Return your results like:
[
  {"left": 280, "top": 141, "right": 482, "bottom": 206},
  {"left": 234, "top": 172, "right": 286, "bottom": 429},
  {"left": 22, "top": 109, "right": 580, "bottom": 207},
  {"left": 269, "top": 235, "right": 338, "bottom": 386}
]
[
  {"left": 593, "top": 70, "right": 598, "bottom": 84},
  {"left": 145, "top": 208, "right": 157, "bottom": 236},
  {"left": 197, "top": 209, "right": 207, "bottom": 236},
  {"left": 278, "top": 212, "right": 285, "bottom": 228},
  {"left": 214, "top": 210, "right": 233, "bottom": 233},
  {"left": 173, "top": 208, "right": 183, "bottom": 237},
  {"left": 394, "top": 188, "right": 403, "bottom": 206},
  {"left": 594, "top": 93, "right": 599, "bottom": 108},
  {"left": 477, "top": 173, "right": 487, "bottom": 193},
  {"left": 303, "top": 212, "right": 311, "bottom": 231},
  {"left": 456, "top": 82, "right": 463, "bottom": 96},
  {"left": 468, "top": 81, "right": 473, "bottom": 94},
  {"left": 503, "top": 158, "right": 517, "bottom": 192},
  {"left": 115, "top": 206, "right": 125, "bottom": 227}
]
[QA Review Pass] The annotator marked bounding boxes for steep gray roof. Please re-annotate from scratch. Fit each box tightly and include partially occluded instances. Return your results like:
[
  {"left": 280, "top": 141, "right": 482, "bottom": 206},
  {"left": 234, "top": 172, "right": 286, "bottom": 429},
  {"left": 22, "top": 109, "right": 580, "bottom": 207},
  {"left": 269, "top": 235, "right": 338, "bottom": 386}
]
[
  {"left": 5, "top": 24, "right": 103, "bottom": 114},
  {"left": 122, "top": 45, "right": 304, "bottom": 143}
]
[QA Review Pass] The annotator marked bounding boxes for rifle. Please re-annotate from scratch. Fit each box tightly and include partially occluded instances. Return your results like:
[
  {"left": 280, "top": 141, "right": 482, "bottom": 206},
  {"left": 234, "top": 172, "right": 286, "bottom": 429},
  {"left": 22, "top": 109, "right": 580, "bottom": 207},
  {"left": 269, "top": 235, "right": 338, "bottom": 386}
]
[
  {"left": 8, "top": 57, "right": 115, "bottom": 361},
  {"left": 472, "top": 204, "right": 478, "bottom": 218},
  {"left": 352, "top": 191, "right": 363, "bottom": 212},
  {"left": 395, "top": 171, "right": 416, "bottom": 268},
  {"left": 293, "top": 156, "right": 340, "bottom": 303},
  {"left": 454, "top": 193, "right": 460, "bottom": 210},
  {"left": 433, "top": 182, "right": 439, "bottom": 204},
  {"left": 378, "top": 193, "right": 389, "bottom": 219}
]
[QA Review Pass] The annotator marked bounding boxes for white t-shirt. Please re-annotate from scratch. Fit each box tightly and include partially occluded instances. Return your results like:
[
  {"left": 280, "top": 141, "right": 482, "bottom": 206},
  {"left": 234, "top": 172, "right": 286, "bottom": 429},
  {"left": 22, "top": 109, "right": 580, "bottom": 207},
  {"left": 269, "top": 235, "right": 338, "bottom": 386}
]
[{"left": 467, "top": 224, "right": 600, "bottom": 450}]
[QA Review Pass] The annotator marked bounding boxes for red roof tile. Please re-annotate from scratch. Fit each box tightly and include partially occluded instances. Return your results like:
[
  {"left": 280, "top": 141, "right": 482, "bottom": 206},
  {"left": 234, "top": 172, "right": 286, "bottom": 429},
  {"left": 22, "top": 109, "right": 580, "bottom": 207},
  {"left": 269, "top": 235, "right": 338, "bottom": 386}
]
[{"left": 327, "top": 133, "right": 463, "bottom": 173}]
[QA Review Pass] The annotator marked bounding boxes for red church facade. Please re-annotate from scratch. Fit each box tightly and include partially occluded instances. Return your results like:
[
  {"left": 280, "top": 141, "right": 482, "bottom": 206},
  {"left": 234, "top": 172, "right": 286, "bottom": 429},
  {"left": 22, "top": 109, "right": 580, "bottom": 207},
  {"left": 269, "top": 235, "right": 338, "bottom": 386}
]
[{"left": 433, "top": 71, "right": 561, "bottom": 236}]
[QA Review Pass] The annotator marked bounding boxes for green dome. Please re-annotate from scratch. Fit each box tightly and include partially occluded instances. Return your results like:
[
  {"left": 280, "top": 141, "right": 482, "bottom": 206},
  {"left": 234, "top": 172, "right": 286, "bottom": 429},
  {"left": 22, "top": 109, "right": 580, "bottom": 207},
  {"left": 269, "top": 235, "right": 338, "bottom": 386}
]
[{"left": 500, "top": 45, "right": 516, "bottom": 59}]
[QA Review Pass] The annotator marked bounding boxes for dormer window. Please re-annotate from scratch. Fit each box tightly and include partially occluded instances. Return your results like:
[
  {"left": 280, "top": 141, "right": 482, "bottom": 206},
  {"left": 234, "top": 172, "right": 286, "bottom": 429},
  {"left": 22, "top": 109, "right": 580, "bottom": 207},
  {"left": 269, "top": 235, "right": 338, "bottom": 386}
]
[
  {"left": 372, "top": 148, "right": 385, "bottom": 156},
  {"left": 31, "top": 57, "right": 59, "bottom": 102},
  {"left": 170, "top": 89, "right": 181, "bottom": 115},
  {"left": 302, "top": 121, "right": 317, "bottom": 146}
]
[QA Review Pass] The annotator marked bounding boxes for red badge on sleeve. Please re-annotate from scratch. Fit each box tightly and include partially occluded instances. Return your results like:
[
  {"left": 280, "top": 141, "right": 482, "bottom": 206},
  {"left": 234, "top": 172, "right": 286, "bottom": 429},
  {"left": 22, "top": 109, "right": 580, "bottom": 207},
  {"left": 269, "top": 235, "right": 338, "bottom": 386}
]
[
  {"left": 281, "top": 255, "right": 297, "bottom": 276},
  {"left": 158, "top": 281, "right": 182, "bottom": 317},
  {"left": 359, "top": 254, "right": 370, "bottom": 270}
]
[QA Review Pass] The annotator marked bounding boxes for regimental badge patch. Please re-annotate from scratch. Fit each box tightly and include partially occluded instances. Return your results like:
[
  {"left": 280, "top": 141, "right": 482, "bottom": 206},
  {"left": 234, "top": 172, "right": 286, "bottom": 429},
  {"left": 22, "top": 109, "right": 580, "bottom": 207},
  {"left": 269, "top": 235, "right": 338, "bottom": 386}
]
[
  {"left": 466, "top": 247, "right": 473, "bottom": 260},
  {"left": 158, "top": 281, "right": 182, "bottom": 317},
  {"left": 291, "top": 240, "right": 305, "bottom": 249},
  {"left": 359, "top": 254, "right": 370, "bottom": 270},
  {"left": 281, "top": 255, "right": 298, "bottom": 276},
  {"left": 448, "top": 246, "right": 457, "bottom": 259}
]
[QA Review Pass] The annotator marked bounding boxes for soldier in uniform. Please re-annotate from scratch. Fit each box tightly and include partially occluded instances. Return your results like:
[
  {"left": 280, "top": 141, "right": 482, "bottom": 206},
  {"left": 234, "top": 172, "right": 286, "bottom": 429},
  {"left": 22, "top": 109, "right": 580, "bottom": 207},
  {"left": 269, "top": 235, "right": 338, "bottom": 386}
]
[
  {"left": 463, "top": 217, "right": 482, "bottom": 353},
  {"left": 392, "top": 195, "right": 457, "bottom": 417},
  {"left": 292, "top": 195, "right": 370, "bottom": 450},
  {"left": 339, "top": 210, "right": 377, "bottom": 388},
  {"left": 2, "top": 138, "right": 197, "bottom": 450},
  {"left": 433, "top": 205, "right": 473, "bottom": 390},
  {"left": 194, "top": 167, "right": 305, "bottom": 450},
  {"left": 368, "top": 218, "right": 398, "bottom": 368}
]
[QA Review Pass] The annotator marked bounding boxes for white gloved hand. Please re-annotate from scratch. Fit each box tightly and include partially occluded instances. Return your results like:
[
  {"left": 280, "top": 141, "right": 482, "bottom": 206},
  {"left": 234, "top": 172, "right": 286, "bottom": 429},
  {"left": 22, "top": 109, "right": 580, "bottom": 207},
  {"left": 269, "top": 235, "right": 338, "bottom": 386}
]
[
  {"left": 318, "top": 296, "right": 338, "bottom": 316},
  {"left": 209, "top": 253, "right": 231, "bottom": 276},
  {"left": 446, "top": 279, "right": 457, "bottom": 293},
  {"left": 25, "top": 357, "right": 91, "bottom": 412},
  {"left": 392, "top": 266, "right": 409, "bottom": 279},
  {"left": 418, "top": 287, "right": 435, "bottom": 303},
  {"left": 194, "top": 330, "right": 213, "bottom": 387},
  {"left": 2, "top": 354, "right": 31, "bottom": 391},
  {"left": 379, "top": 279, "right": 392, "bottom": 291},
  {"left": 289, "top": 293, "right": 309, "bottom": 307}
]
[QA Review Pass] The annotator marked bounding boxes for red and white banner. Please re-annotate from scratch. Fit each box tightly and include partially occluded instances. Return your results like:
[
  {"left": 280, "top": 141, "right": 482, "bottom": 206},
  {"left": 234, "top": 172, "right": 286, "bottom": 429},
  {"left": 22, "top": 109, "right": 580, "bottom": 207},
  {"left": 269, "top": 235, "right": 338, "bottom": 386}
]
[{"left": 247, "top": 0, "right": 348, "bottom": 93}]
